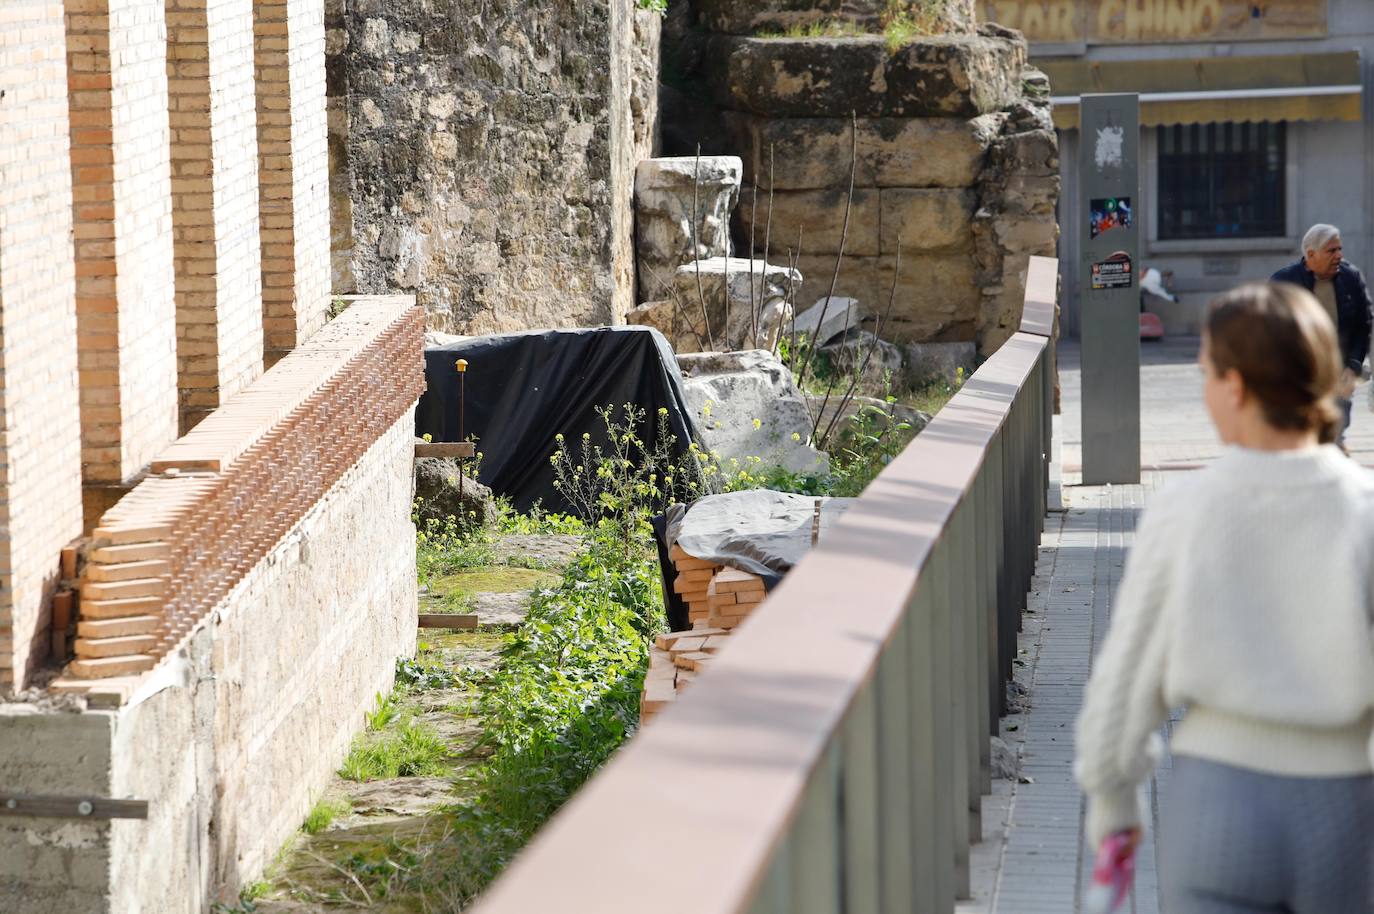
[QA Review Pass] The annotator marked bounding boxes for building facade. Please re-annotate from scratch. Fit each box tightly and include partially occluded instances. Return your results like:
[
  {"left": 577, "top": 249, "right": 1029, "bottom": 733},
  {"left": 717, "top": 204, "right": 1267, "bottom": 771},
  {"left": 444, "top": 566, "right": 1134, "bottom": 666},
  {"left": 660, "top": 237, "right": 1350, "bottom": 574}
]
[{"left": 983, "top": 0, "right": 1374, "bottom": 336}]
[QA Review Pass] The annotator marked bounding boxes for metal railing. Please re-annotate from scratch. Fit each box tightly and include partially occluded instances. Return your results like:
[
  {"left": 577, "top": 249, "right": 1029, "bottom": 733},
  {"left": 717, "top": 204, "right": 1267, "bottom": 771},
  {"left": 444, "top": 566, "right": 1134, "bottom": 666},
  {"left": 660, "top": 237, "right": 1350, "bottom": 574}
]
[{"left": 468, "top": 256, "right": 1059, "bottom": 914}]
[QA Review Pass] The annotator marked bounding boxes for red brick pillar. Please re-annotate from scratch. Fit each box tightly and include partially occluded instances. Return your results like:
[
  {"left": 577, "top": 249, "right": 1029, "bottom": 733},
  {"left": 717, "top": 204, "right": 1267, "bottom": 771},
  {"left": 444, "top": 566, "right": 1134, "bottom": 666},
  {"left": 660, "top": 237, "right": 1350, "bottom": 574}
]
[
  {"left": 0, "top": 1, "right": 85, "bottom": 691},
  {"left": 166, "top": 0, "right": 266, "bottom": 433},
  {"left": 65, "top": 0, "right": 181, "bottom": 524},
  {"left": 254, "top": 0, "right": 332, "bottom": 365}
]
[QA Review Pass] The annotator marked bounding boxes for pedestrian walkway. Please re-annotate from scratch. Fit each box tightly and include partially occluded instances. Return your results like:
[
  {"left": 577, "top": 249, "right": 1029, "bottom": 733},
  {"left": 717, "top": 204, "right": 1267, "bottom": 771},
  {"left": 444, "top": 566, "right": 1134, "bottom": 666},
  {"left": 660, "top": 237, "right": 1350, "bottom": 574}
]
[{"left": 962, "top": 338, "right": 1374, "bottom": 914}]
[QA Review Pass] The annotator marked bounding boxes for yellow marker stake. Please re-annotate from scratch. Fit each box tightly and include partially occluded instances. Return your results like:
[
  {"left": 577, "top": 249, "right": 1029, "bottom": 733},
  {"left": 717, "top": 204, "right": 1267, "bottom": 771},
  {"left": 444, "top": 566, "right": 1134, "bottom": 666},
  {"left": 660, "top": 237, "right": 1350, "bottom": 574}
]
[{"left": 455, "top": 359, "right": 468, "bottom": 373}]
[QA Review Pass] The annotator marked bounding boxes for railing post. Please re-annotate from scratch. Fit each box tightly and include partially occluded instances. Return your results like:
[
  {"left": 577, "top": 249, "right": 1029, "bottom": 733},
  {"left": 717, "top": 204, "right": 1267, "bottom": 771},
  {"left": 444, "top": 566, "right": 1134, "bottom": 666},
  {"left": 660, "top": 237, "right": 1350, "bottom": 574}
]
[
  {"left": 934, "top": 537, "right": 971, "bottom": 900},
  {"left": 954, "top": 500, "right": 983, "bottom": 846},
  {"left": 794, "top": 743, "right": 843, "bottom": 914},
  {"left": 843, "top": 681, "right": 880, "bottom": 914},
  {"left": 927, "top": 553, "right": 957, "bottom": 912},
  {"left": 878, "top": 616, "right": 917, "bottom": 913},
  {"left": 907, "top": 591, "right": 940, "bottom": 914}
]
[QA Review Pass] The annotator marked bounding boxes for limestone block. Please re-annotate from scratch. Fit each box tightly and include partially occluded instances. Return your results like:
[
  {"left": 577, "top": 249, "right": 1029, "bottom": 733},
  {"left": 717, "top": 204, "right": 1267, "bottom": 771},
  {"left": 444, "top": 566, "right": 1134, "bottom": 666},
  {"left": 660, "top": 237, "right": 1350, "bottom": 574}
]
[
  {"left": 977, "top": 254, "right": 1032, "bottom": 357},
  {"left": 789, "top": 254, "right": 883, "bottom": 320},
  {"left": 695, "top": 0, "right": 975, "bottom": 35},
  {"left": 997, "top": 175, "right": 1061, "bottom": 216},
  {"left": 737, "top": 187, "right": 880, "bottom": 256},
  {"left": 677, "top": 350, "right": 828, "bottom": 474},
  {"left": 737, "top": 114, "right": 1002, "bottom": 191},
  {"left": 709, "top": 33, "right": 1024, "bottom": 119},
  {"left": 708, "top": 36, "right": 890, "bottom": 118},
  {"left": 790, "top": 297, "right": 868, "bottom": 347},
  {"left": 413, "top": 450, "right": 496, "bottom": 526},
  {"left": 819, "top": 330, "right": 905, "bottom": 388},
  {"left": 989, "top": 215, "right": 1059, "bottom": 256},
  {"left": 877, "top": 254, "right": 982, "bottom": 342},
  {"left": 635, "top": 156, "right": 742, "bottom": 302},
  {"left": 880, "top": 189, "right": 975, "bottom": 253},
  {"left": 885, "top": 34, "right": 1025, "bottom": 118},
  {"left": 989, "top": 128, "right": 1059, "bottom": 177},
  {"left": 903, "top": 341, "right": 976, "bottom": 386},
  {"left": 664, "top": 257, "right": 801, "bottom": 353}
]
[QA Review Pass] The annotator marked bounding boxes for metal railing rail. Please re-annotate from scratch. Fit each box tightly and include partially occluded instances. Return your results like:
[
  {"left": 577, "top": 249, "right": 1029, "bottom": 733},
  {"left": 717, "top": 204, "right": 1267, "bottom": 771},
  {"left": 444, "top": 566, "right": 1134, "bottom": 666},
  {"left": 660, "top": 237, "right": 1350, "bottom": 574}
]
[{"left": 468, "top": 256, "right": 1059, "bottom": 914}]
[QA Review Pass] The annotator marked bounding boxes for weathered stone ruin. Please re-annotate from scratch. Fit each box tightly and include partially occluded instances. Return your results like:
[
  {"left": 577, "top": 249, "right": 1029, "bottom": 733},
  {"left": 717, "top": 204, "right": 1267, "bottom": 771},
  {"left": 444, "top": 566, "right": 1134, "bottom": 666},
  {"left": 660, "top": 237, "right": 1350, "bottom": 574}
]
[{"left": 662, "top": 0, "right": 1059, "bottom": 356}]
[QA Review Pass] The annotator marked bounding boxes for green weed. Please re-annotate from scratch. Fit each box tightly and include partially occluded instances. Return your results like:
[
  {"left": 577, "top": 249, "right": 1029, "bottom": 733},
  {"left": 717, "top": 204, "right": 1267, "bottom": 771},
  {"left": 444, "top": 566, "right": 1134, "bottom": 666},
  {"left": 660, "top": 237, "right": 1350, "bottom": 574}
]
[
  {"left": 339, "top": 719, "right": 450, "bottom": 782},
  {"left": 364, "top": 692, "right": 399, "bottom": 731},
  {"left": 301, "top": 797, "right": 352, "bottom": 835}
]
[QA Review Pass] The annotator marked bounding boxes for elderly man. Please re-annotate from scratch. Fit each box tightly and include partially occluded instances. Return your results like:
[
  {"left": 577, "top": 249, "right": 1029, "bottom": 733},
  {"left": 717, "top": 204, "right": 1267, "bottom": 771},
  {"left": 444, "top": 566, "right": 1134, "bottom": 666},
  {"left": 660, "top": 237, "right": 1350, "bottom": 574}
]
[{"left": 1271, "top": 224, "right": 1373, "bottom": 446}]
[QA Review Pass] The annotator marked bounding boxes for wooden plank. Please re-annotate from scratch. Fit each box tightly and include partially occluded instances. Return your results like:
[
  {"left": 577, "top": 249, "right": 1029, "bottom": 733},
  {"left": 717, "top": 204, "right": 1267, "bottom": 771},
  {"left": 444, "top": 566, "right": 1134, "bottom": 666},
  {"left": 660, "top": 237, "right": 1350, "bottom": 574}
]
[
  {"left": 415, "top": 442, "right": 476, "bottom": 459},
  {"left": 418, "top": 613, "right": 480, "bottom": 629},
  {"left": 0, "top": 793, "right": 149, "bottom": 820}
]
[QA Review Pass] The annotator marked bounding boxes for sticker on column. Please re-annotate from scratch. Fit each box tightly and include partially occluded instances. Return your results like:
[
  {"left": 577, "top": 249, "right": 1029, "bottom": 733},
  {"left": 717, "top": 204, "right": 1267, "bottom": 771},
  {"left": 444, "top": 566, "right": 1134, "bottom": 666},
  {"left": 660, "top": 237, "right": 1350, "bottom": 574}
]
[
  {"left": 1095, "top": 124, "right": 1124, "bottom": 170},
  {"left": 1091, "top": 251, "right": 1134, "bottom": 290},
  {"left": 1090, "top": 197, "right": 1131, "bottom": 239}
]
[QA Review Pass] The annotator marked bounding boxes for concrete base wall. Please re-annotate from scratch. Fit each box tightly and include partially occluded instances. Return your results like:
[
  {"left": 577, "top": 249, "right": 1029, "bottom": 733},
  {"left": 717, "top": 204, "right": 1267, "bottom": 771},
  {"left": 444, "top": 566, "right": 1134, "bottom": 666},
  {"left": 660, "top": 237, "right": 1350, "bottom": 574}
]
[{"left": 0, "top": 411, "right": 417, "bottom": 913}]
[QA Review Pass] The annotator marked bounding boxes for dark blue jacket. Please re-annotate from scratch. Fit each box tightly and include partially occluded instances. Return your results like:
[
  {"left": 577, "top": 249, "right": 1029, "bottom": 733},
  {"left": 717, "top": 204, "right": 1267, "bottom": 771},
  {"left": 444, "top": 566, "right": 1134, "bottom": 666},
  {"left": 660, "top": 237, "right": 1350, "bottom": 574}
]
[{"left": 1270, "top": 259, "right": 1373, "bottom": 373}]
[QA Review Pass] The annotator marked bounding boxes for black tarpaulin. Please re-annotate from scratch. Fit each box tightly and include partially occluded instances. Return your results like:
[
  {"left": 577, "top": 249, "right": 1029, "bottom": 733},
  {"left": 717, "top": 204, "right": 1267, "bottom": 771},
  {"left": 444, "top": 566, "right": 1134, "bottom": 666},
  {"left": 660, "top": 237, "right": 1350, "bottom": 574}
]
[{"left": 416, "top": 326, "right": 700, "bottom": 513}]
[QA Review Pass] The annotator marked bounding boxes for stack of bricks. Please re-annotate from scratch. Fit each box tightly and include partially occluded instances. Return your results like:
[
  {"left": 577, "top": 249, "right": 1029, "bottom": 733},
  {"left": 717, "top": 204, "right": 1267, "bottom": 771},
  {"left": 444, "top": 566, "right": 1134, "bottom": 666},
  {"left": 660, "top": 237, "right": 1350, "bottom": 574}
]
[
  {"left": 668, "top": 544, "right": 721, "bottom": 625},
  {"left": 641, "top": 556, "right": 771, "bottom": 724},
  {"left": 705, "top": 567, "right": 766, "bottom": 629},
  {"left": 57, "top": 297, "right": 424, "bottom": 684},
  {"left": 640, "top": 626, "right": 731, "bottom": 724}
]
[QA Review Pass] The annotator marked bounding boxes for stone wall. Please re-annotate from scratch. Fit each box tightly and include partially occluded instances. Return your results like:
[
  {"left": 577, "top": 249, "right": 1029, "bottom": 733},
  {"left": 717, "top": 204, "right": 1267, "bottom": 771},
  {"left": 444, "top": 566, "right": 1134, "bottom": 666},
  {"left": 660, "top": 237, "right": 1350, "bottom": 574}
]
[
  {"left": 0, "top": 413, "right": 417, "bottom": 912},
  {"left": 327, "top": 0, "right": 661, "bottom": 332},
  {"left": 0, "top": 1, "right": 86, "bottom": 693},
  {"left": 665, "top": 6, "right": 1058, "bottom": 357}
]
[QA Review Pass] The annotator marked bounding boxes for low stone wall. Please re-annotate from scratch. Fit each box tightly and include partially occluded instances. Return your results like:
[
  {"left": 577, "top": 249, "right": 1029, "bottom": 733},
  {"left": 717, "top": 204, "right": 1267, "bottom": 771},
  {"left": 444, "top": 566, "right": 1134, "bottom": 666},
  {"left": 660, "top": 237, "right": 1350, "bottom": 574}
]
[
  {"left": 327, "top": 0, "right": 661, "bottom": 333},
  {"left": 0, "top": 413, "right": 417, "bottom": 913}
]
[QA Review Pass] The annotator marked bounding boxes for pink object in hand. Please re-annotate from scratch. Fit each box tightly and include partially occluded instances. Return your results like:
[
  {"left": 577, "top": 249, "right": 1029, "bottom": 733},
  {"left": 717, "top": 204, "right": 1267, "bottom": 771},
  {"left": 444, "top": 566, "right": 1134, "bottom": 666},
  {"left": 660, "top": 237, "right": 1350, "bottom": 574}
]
[
  {"left": 1139, "top": 312, "right": 1164, "bottom": 339},
  {"left": 1084, "top": 831, "right": 1136, "bottom": 914}
]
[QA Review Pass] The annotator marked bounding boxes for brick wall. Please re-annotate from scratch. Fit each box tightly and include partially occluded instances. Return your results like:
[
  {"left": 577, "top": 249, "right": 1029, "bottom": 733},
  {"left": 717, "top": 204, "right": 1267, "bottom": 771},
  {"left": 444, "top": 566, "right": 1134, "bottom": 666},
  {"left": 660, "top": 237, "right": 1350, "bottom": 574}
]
[
  {"left": 66, "top": 0, "right": 179, "bottom": 492},
  {"left": 254, "top": 0, "right": 331, "bottom": 364},
  {"left": 167, "top": 0, "right": 265, "bottom": 433},
  {"left": 0, "top": 1, "right": 85, "bottom": 692}
]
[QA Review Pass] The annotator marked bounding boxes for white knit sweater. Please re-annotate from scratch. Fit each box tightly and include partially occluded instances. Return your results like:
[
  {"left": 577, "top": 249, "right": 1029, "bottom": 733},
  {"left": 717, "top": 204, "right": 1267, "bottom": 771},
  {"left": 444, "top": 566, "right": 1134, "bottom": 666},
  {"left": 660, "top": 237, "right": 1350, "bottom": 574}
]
[{"left": 1075, "top": 445, "right": 1374, "bottom": 846}]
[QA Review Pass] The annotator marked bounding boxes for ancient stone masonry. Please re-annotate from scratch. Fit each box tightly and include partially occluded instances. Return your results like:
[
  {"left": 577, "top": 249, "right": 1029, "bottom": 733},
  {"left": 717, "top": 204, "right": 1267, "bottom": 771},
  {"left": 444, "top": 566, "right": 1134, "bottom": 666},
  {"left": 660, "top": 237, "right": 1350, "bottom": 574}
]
[
  {"left": 666, "top": 1, "right": 1059, "bottom": 357},
  {"left": 328, "top": 0, "right": 662, "bottom": 334}
]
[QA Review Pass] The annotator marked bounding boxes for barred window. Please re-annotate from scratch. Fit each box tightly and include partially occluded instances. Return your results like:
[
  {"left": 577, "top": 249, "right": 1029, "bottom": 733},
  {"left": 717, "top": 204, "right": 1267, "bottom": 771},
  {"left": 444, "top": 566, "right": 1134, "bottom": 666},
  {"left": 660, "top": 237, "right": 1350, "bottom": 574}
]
[{"left": 1157, "top": 122, "right": 1286, "bottom": 240}]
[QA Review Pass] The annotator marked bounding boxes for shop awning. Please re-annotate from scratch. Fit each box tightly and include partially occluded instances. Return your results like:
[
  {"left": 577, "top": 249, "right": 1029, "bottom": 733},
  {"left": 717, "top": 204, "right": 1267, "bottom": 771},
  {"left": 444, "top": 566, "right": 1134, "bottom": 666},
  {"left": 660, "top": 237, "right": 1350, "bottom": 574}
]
[{"left": 1042, "top": 51, "right": 1363, "bottom": 129}]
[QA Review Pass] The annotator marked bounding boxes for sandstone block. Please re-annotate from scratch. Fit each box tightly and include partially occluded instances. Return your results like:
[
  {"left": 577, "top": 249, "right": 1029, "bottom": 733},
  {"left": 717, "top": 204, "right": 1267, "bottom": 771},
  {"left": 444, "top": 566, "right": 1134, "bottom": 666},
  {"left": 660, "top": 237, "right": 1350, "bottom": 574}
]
[
  {"left": 710, "top": 33, "right": 1023, "bottom": 119},
  {"left": 641, "top": 257, "right": 800, "bottom": 353},
  {"left": 635, "top": 156, "right": 741, "bottom": 302},
  {"left": 789, "top": 254, "right": 883, "bottom": 320},
  {"left": 677, "top": 349, "right": 829, "bottom": 474},
  {"left": 791, "top": 297, "right": 867, "bottom": 347},
  {"left": 880, "top": 189, "right": 975, "bottom": 253},
  {"left": 885, "top": 34, "right": 1025, "bottom": 118},
  {"left": 878, "top": 254, "right": 982, "bottom": 342},
  {"left": 989, "top": 215, "right": 1059, "bottom": 256},
  {"left": 989, "top": 129, "right": 1059, "bottom": 177},
  {"left": 741, "top": 115, "right": 1001, "bottom": 190},
  {"left": 737, "top": 187, "right": 880, "bottom": 257},
  {"left": 694, "top": 0, "right": 975, "bottom": 35},
  {"left": 997, "top": 175, "right": 1061, "bottom": 216}
]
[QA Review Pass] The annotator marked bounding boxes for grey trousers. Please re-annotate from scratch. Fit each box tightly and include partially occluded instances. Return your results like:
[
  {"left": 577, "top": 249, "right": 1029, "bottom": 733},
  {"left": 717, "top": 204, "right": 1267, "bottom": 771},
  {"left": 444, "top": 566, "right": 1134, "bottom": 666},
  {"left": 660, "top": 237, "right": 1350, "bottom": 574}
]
[{"left": 1159, "top": 756, "right": 1374, "bottom": 914}]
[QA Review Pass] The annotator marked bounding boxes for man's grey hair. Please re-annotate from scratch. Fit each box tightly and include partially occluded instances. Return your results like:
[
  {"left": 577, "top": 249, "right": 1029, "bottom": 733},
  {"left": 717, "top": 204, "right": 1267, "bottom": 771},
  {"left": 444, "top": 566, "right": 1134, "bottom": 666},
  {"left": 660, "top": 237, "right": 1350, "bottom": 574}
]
[{"left": 1302, "top": 223, "right": 1341, "bottom": 255}]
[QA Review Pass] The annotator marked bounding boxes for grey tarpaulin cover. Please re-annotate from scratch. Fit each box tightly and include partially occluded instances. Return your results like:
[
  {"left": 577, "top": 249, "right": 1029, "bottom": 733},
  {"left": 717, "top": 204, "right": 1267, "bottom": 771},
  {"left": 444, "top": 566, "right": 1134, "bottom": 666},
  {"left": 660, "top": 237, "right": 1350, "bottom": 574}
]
[{"left": 665, "top": 490, "right": 856, "bottom": 582}]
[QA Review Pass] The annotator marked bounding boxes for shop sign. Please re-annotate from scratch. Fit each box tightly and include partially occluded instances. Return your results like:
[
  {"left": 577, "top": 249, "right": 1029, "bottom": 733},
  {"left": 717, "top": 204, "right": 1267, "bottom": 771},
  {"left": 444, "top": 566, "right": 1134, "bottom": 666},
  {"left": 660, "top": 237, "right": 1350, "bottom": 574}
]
[{"left": 981, "top": 0, "right": 1327, "bottom": 45}]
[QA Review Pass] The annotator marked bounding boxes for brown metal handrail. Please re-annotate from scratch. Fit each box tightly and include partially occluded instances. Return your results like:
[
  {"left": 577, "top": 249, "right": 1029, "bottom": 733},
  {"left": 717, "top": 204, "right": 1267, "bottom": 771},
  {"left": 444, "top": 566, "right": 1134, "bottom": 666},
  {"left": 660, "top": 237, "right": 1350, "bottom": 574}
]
[{"left": 468, "top": 257, "right": 1059, "bottom": 914}]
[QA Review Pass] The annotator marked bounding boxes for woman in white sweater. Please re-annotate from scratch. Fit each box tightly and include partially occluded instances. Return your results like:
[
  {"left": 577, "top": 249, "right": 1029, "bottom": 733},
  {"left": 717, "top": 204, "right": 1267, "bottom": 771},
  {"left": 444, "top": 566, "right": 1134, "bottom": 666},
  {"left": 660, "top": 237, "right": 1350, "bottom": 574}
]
[{"left": 1075, "top": 282, "right": 1374, "bottom": 912}]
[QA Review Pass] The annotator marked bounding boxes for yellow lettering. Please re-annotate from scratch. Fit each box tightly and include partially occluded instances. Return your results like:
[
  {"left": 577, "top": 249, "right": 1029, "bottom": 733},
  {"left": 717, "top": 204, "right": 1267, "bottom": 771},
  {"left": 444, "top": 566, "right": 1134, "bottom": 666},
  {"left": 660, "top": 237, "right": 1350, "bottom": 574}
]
[
  {"left": 1195, "top": 0, "right": 1222, "bottom": 32},
  {"left": 1023, "top": 5, "right": 1046, "bottom": 38},
  {"left": 1098, "top": 0, "right": 1125, "bottom": 40},
  {"left": 1052, "top": 0, "right": 1077, "bottom": 41}
]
